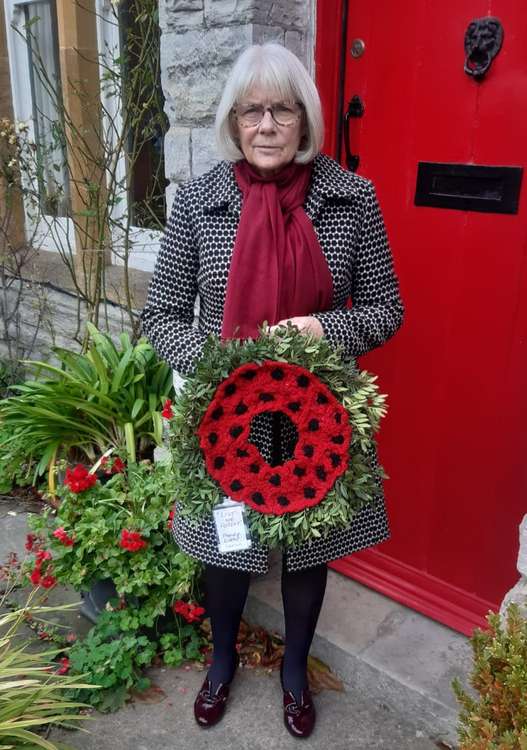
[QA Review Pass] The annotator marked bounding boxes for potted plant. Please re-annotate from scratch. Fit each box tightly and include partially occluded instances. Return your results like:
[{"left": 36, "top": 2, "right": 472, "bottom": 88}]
[
  {"left": 23, "top": 458, "right": 207, "bottom": 711},
  {"left": 25, "top": 458, "right": 202, "bottom": 629}
]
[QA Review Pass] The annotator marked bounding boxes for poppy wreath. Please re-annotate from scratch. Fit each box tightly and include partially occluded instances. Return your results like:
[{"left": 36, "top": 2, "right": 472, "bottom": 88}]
[{"left": 168, "top": 323, "right": 388, "bottom": 550}]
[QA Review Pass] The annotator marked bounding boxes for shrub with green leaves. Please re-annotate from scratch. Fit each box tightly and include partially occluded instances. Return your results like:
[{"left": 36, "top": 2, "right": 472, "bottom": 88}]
[
  {"left": 453, "top": 603, "right": 527, "bottom": 750},
  {"left": 0, "top": 422, "right": 37, "bottom": 494},
  {"left": 0, "top": 322, "right": 173, "bottom": 481},
  {"left": 66, "top": 609, "right": 157, "bottom": 713},
  {"left": 66, "top": 605, "right": 207, "bottom": 712}
]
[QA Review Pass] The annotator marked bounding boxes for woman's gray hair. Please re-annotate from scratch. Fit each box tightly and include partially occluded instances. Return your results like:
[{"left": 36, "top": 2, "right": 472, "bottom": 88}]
[{"left": 215, "top": 43, "right": 324, "bottom": 164}]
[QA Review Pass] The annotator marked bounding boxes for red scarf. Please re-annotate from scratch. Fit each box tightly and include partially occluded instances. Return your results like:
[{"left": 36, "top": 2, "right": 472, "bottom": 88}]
[{"left": 220, "top": 159, "right": 333, "bottom": 340}]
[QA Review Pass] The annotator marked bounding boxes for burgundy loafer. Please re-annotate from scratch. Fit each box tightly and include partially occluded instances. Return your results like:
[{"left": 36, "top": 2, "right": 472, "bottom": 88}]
[
  {"left": 280, "top": 659, "right": 316, "bottom": 739},
  {"left": 282, "top": 686, "right": 316, "bottom": 738},
  {"left": 193, "top": 653, "right": 239, "bottom": 728}
]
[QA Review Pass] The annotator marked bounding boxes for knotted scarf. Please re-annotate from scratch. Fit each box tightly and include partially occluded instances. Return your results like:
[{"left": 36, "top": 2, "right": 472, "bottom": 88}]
[{"left": 220, "top": 159, "right": 333, "bottom": 340}]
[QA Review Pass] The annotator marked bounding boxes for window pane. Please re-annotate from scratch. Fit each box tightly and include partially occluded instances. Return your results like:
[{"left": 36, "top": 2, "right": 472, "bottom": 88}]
[
  {"left": 118, "top": 0, "right": 168, "bottom": 230},
  {"left": 24, "top": 0, "right": 69, "bottom": 216}
]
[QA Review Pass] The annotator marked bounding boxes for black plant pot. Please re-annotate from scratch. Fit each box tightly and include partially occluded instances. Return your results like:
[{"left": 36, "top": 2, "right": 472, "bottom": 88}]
[{"left": 79, "top": 578, "right": 118, "bottom": 624}]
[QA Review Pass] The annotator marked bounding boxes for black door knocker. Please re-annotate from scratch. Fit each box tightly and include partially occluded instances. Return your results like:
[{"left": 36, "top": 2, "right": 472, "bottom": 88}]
[{"left": 464, "top": 17, "right": 504, "bottom": 79}]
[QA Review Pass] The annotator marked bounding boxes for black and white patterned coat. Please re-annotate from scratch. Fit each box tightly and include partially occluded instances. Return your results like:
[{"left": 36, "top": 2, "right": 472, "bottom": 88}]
[{"left": 140, "top": 153, "right": 404, "bottom": 573}]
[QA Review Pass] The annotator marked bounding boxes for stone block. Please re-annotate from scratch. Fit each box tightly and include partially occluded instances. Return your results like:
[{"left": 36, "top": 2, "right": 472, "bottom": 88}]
[
  {"left": 252, "top": 24, "right": 284, "bottom": 45},
  {"left": 167, "top": 0, "right": 203, "bottom": 9},
  {"left": 285, "top": 29, "right": 308, "bottom": 67},
  {"left": 164, "top": 126, "right": 191, "bottom": 182},
  {"left": 500, "top": 578, "right": 527, "bottom": 620},
  {"left": 267, "top": 0, "right": 310, "bottom": 29},
  {"left": 191, "top": 127, "right": 219, "bottom": 177},
  {"left": 203, "top": 0, "right": 309, "bottom": 28},
  {"left": 204, "top": 0, "right": 269, "bottom": 27},
  {"left": 163, "top": 26, "right": 252, "bottom": 123},
  {"left": 165, "top": 181, "right": 180, "bottom": 216},
  {"left": 160, "top": 0, "right": 204, "bottom": 31}
]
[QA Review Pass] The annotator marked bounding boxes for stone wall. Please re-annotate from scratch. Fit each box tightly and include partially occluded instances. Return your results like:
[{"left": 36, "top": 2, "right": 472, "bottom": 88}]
[
  {"left": 160, "top": 0, "right": 315, "bottom": 207},
  {"left": 0, "top": 275, "right": 139, "bottom": 371}
]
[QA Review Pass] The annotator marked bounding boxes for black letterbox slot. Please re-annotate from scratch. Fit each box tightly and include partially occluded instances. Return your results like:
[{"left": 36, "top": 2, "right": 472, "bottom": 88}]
[{"left": 415, "top": 162, "right": 522, "bottom": 214}]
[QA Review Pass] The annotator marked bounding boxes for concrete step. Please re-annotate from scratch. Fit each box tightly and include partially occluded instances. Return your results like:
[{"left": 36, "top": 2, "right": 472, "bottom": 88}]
[{"left": 245, "top": 549, "right": 474, "bottom": 748}]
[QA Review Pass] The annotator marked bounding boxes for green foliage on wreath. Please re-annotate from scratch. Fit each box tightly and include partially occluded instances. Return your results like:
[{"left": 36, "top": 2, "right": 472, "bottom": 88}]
[{"left": 169, "top": 324, "right": 388, "bottom": 549}]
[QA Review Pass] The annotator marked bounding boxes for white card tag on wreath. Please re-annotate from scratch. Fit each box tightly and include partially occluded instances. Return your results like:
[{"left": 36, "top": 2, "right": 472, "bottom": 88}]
[{"left": 213, "top": 497, "right": 252, "bottom": 553}]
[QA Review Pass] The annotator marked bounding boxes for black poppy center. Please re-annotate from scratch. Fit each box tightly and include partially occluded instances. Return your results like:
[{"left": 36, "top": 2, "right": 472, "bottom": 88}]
[{"left": 248, "top": 410, "right": 299, "bottom": 467}]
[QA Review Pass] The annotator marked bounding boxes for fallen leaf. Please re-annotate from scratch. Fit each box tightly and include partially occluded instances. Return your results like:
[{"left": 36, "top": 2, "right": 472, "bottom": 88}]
[{"left": 130, "top": 684, "right": 167, "bottom": 703}]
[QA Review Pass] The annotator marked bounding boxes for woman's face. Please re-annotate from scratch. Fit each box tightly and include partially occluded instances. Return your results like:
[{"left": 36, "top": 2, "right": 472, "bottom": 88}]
[{"left": 233, "top": 84, "right": 304, "bottom": 176}]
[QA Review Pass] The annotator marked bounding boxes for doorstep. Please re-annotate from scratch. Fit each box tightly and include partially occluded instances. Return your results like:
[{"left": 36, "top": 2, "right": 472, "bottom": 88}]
[{"left": 245, "top": 549, "right": 473, "bottom": 748}]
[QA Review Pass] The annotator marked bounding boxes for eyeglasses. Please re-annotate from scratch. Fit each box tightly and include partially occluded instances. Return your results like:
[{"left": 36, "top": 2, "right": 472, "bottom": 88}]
[{"left": 232, "top": 102, "right": 303, "bottom": 128}]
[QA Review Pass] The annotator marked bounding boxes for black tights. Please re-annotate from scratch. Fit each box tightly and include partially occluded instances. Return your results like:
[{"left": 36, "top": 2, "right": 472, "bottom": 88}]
[{"left": 204, "top": 557, "right": 328, "bottom": 701}]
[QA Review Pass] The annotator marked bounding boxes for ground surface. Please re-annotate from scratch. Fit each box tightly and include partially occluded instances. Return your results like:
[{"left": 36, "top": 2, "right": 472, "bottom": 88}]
[{"left": 50, "top": 664, "right": 443, "bottom": 750}]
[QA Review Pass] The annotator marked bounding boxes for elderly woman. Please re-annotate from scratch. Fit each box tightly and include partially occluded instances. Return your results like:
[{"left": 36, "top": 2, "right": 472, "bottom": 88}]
[{"left": 140, "top": 43, "right": 403, "bottom": 738}]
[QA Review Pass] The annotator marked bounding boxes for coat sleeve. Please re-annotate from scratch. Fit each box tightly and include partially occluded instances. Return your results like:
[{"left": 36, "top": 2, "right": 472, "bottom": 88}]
[
  {"left": 310, "top": 181, "right": 404, "bottom": 358},
  {"left": 140, "top": 185, "right": 208, "bottom": 375}
]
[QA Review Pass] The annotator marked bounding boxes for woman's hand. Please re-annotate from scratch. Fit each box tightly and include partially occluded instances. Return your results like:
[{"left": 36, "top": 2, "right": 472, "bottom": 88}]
[{"left": 268, "top": 316, "right": 324, "bottom": 338}]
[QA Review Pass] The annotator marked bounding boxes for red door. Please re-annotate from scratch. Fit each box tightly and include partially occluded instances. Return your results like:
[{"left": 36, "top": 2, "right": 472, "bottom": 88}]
[{"left": 316, "top": 0, "right": 527, "bottom": 635}]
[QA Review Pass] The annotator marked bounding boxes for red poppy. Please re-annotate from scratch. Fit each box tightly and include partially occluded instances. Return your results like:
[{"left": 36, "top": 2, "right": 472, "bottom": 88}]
[
  {"left": 161, "top": 399, "right": 173, "bottom": 419},
  {"left": 119, "top": 529, "right": 148, "bottom": 552},
  {"left": 52, "top": 527, "right": 75, "bottom": 546},
  {"left": 64, "top": 464, "right": 97, "bottom": 493}
]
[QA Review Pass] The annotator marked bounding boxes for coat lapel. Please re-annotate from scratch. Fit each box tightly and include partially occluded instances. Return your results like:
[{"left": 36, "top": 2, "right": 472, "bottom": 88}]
[{"left": 201, "top": 154, "right": 362, "bottom": 223}]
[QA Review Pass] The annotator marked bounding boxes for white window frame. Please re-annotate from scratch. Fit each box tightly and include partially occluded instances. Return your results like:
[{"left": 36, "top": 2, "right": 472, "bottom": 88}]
[
  {"left": 95, "top": 0, "right": 162, "bottom": 273},
  {"left": 4, "top": 0, "right": 75, "bottom": 256},
  {"left": 4, "top": 0, "right": 163, "bottom": 272}
]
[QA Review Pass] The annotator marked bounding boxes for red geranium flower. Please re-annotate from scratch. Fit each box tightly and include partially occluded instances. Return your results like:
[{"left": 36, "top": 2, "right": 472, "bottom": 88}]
[
  {"left": 52, "top": 527, "right": 75, "bottom": 546},
  {"left": 40, "top": 574, "right": 57, "bottom": 589},
  {"left": 29, "top": 548, "right": 54, "bottom": 587},
  {"left": 100, "top": 456, "right": 126, "bottom": 475},
  {"left": 56, "top": 657, "right": 70, "bottom": 675},
  {"left": 30, "top": 568, "right": 42, "bottom": 585},
  {"left": 25, "top": 533, "right": 38, "bottom": 552},
  {"left": 64, "top": 464, "right": 97, "bottom": 493},
  {"left": 172, "top": 599, "right": 205, "bottom": 623},
  {"left": 186, "top": 604, "right": 206, "bottom": 623},
  {"left": 119, "top": 529, "right": 148, "bottom": 552},
  {"left": 112, "top": 457, "right": 126, "bottom": 473},
  {"left": 35, "top": 550, "right": 52, "bottom": 564},
  {"left": 161, "top": 399, "right": 173, "bottom": 419}
]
